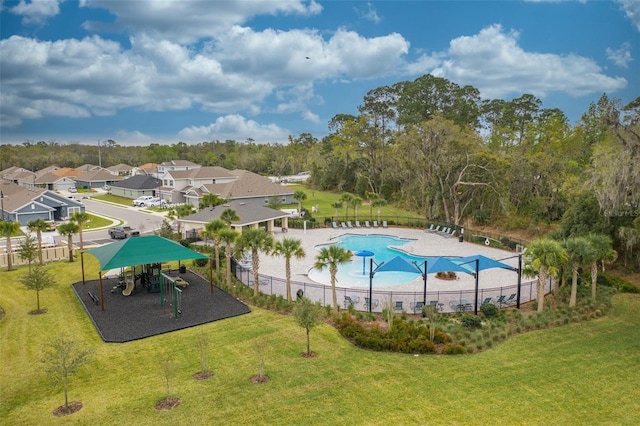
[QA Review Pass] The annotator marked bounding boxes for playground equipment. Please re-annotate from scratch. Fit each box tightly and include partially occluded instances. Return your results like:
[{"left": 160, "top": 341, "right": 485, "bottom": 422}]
[
  {"left": 122, "top": 270, "right": 135, "bottom": 296},
  {"left": 161, "top": 273, "right": 184, "bottom": 319}
]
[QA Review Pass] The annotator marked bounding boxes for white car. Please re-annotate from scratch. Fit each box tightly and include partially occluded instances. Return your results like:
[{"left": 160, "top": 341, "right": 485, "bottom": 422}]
[
  {"left": 143, "top": 198, "right": 167, "bottom": 208},
  {"left": 133, "top": 195, "right": 154, "bottom": 206}
]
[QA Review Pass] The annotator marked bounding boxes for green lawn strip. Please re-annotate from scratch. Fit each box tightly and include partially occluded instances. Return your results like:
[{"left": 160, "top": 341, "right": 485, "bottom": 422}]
[{"left": 1, "top": 256, "right": 639, "bottom": 424}]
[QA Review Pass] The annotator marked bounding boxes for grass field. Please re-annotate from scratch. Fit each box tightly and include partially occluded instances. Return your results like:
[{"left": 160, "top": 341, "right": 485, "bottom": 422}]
[{"left": 1, "top": 257, "right": 639, "bottom": 425}]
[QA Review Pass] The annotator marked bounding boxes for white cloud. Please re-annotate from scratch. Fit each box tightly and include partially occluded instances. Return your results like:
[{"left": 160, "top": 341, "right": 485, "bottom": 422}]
[
  {"left": 616, "top": 0, "right": 640, "bottom": 31},
  {"left": 606, "top": 42, "right": 633, "bottom": 68},
  {"left": 431, "top": 24, "right": 627, "bottom": 98},
  {"left": 302, "top": 110, "right": 320, "bottom": 124},
  {"left": 176, "top": 114, "right": 291, "bottom": 144},
  {"left": 114, "top": 129, "right": 155, "bottom": 145},
  {"left": 10, "top": 0, "right": 61, "bottom": 24},
  {"left": 356, "top": 2, "right": 381, "bottom": 24},
  {"left": 81, "top": 0, "right": 323, "bottom": 44}
]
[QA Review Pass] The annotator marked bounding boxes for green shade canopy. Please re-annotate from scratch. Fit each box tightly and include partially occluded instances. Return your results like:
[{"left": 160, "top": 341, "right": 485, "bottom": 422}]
[{"left": 85, "top": 235, "right": 209, "bottom": 271}]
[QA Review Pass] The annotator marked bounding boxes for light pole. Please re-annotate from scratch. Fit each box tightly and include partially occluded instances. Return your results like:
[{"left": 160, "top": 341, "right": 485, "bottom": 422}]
[
  {"left": 413, "top": 260, "right": 428, "bottom": 305},
  {"left": 368, "top": 258, "right": 384, "bottom": 313}
]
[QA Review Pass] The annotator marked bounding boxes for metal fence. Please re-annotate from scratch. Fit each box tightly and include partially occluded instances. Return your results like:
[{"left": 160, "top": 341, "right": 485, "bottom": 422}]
[{"left": 232, "top": 258, "right": 549, "bottom": 314}]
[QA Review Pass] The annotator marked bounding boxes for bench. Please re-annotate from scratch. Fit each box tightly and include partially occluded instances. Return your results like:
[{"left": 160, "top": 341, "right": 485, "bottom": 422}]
[{"left": 88, "top": 292, "right": 99, "bottom": 305}]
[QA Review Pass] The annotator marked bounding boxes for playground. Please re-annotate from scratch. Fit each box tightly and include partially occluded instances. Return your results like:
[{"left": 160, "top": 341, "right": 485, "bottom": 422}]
[{"left": 72, "top": 270, "right": 250, "bottom": 342}]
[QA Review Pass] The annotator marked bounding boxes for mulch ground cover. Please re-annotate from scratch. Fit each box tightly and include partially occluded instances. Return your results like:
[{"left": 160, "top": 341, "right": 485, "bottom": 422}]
[{"left": 72, "top": 270, "right": 251, "bottom": 342}]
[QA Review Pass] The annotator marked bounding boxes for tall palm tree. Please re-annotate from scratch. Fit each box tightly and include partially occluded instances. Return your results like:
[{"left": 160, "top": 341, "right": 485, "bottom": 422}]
[
  {"left": 218, "top": 228, "right": 239, "bottom": 288},
  {"left": 586, "top": 233, "right": 617, "bottom": 301},
  {"left": 70, "top": 211, "right": 90, "bottom": 250},
  {"left": 293, "top": 190, "right": 307, "bottom": 214},
  {"left": 372, "top": 198, "right": 387, "bottom": 224},
  {"left": 340, "top": 193, "right": 354, "bottom": 221},
  {"left": 524, "top": 238, "right": 568, "bottom": 312},
  {"left": 365, "top": 191, "right": 378, "bottom": 220},
  {"left": 200, "top": 193, "right": 224, "bottom": 210},
  {"left": 220, "top": 208, "right": 240, "bottom": 225},
  {"left": 273, "top": 237, "right": 306, "bottom": 302},
  {"left": 1, "top": 219, "right": 20, "bottom": 271},
  {"left": 57, "top": 221, "right": 79, "bottom": 262},
  {"left": 27, "top": 218, "right": 49, "bottom": 265},
  {"left": 202, "top": 219, "right": 228, "bottom": 272},
  {"left": 563, "top": 237, "right": 596, "bottom": 307},
  {"left": 235, "top": 228, "right": 274, "bottom": 296},
  {"left": 314, "top": 245, "right": 352, "bottom": 311},
  {"left": 331, "top": 202, "right": 342, "bottom": 222},
  {"left": 352, "top": 196, "right": 362, "bottom": 222}
]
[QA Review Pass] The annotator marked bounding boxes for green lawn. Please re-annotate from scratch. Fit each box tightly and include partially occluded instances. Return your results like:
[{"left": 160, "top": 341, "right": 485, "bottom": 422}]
[{"left": 1, "top": 258, "right": 639, "bottom": 425}]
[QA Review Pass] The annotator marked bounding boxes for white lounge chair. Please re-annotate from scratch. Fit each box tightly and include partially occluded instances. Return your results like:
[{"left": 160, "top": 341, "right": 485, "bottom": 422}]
[
  {"left": 332, "top": 221, "right": 338, "bottom": 229},
  {"left": 347, "top": 221, "right": 353, "bottom": 228},
  {"left": 364, "top": 221, "right": 371, "bottom": 228},
  {"left": 382, "top": 220, "right": 388, "bottom": 228},
  {"left": 355, "top": 221, "right": 361, "bottom": 228},
  {"left": 373, "top": 221, "right": 379, "bottom": 228}
]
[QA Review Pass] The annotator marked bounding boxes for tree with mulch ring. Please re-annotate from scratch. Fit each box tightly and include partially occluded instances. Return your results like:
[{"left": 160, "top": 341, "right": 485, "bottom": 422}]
[
  {"left": 20, "top": 265, "right": 56, "bottom": 315},
  {"left": 155, "top": 397, "right": 182, "bottom": 410},
  {"left": 192, "top": 332, "right": 213, "bottom": 380},
  {"left": 292, "top": 296, "right": 322, "bottom": 358},
  {"left": 156, "top": 358, "right": 181, "bottom": 410},
  {"left": 250, "top": 338, "right": 270, "bottom": 384},
  {"left": 40, "top": 334, "right": 92, "bottom": 417}
]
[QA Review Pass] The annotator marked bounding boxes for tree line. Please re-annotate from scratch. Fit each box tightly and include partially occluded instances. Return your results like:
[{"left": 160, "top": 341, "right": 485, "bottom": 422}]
[{"left": 1, "top": 74, "right": 639, "bottom": 269}]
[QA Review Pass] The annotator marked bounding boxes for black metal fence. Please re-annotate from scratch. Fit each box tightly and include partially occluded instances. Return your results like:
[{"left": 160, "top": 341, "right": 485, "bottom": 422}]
[{"left": 232, "top": 258, "right": 548, "bottom": 314}]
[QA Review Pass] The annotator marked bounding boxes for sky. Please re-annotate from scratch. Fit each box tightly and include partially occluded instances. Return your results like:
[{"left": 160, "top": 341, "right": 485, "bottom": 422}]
[{"left": 0, "top": 0, "right": 638, "bottom": 146}]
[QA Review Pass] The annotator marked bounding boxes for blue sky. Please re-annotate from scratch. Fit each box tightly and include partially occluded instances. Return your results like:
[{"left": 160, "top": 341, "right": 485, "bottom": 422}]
[{"left": 1, "top": 0, "right": 638, "bottom": 146}]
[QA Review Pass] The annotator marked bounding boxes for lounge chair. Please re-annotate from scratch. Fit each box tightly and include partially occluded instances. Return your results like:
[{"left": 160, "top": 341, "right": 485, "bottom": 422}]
[
  {"left": 428, "top": 300, "right": 444, "bottom": 311},
  {"left": 364, "top": 221, "right": 371, "bottom": 228},
  {"left": 448, "top": 230, "right": 457, "bottom": 238},
  {"left": 332, "top": 221, "right": 338, "bottom": 229},
  {"left": 480, "top": 297, "right": 493, "bottom": 306},
  {"left": 504, "top": 293, "right": 517, "bottom": 305},
  {"left": 494, "top": 295, "right": 506, "bottom": 306},
  {"left": 344, "top": 295, "right": 359, "bottom": 308},
  {"left": 355, "top": 221, "right": 361, "bottom": 228},
  {"left": 347, "top": 221, "right": 353, "bottom": 228},
  {"left": 373, "top": 221, "right": 379, "bottom": 228},
  {"left": 341, "top": 222, "right": 347, "bottom": 229},
  {"left": 440, "top": 227, "right": 450, "bottom": 235},
  {"left": 432, "top": 225, "right": 441, "bottom": 233},
  {"left": 382, "top": 220, "right": 388, "bottom": 228},
  {"left": 364, "top": 297, "right": 379, "bottom": 310}
]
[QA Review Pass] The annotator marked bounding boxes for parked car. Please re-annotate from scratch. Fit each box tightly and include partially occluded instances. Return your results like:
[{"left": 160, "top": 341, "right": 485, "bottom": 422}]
[
  {"left": 108, "top": 226, "right": 140, "bottom": 239},
  {"left": 132, "top": 195, "right": 154, "bottom": 206},
  {"left": 144, "top": 198, "right": 167, "bottom": 208},
  {"left": 68, "top": 187, "right": 77, "bottom": 193}
]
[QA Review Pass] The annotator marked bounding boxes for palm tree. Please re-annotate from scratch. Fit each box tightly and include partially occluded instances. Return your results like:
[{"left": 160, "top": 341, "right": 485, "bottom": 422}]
[
  {"left": 235, "top": 228, "right": 274, "bottom": 296},
  {"left": 200, "top": 193, "right": 224, "bottom": 210},
  {"left": 340, "top": 193, "right": 354, "bottom": 221},
  {"left": 218, "top": 228, "right": 239, "bottom": 288},
  {"left": 372, "top": 198, "right": 387, "bottom": 224},
  {"left": 586, "top": 234, "right": 617, "bottom": 301},
  {"left": 331, "top": 202, "right": 342, "bottom": 222},
  {"left": 314, "top": 245, "right": 352, "bottom": 312},
  {"left": 57, "top": 221, "right": 79, "bottom": 262},
  {"left": 293, "top": 190, "right": 307, "bottom": 215},
  {"left": 1, "top": 219, "right": 20, "bottom": 271},
  {"left": 70, "top": 212, "right": 90, "bottom": 250},
  {"left": 220, "top": 208, "right": 240, "bottom": 225},
  {"left": 365, "top": 191, "right": 378, "bottom": 220},
  {"left": 273, "top": 237, "right": 306, "bottom": 302},
  {"left": 167, "top": 204, "right": 195, "bottom": 235},
  {"left": 563, "top": 237, "right": 596, "bottom": 308},
  {"left": 352, "top": 196, "right": 362, "bottom": 222},
  {"left": 202, "top": 219, "right": 228, "bottom": 272},
  {"left": 524, "top": 238, "right": 568, "bottom": 312},
  {"left": 28, "top": 218, "right": 49, "bottom": 265}
]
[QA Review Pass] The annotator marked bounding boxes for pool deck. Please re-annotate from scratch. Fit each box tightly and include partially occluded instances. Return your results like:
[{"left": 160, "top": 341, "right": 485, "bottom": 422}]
[{"left": 257, "top": 225, "right": 524, "bottom": 293}]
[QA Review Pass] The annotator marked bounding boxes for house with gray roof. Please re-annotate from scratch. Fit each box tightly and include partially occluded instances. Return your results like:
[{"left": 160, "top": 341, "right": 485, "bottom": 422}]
[
  {"left": 74, "top": 169, "right": 123, "bottom": 189},
  {"left": 177, "top": 200, "right": 292, "bottom": 238},
  {"left": 158, "top": 166, "right": 236, "bottom": 204},
  {"left": 109, "top": 175, "right": 162, "bottom": 199}
]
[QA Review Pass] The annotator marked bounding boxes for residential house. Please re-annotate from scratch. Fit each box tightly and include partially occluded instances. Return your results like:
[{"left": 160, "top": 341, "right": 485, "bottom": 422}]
[
  {"left": 34, "top": 169, "right": 77, "bottom": 192},
  {"left": 0, "top": 181, "right": 85, "bottom": 225},
  {"left": 109, "top": 175, "right": 162, "bottom": 199},
  {"left": 159, "top": 166, "right": 236, "bottom": 204},
  {"left": 74, "top": 168, "right": 123, "bottom": 189},
  {"left": 157, "top": 160, "right": 201, "bottom": 174},
  {"left": 107, "top": 163, "right": 133, "bottom": 176}
]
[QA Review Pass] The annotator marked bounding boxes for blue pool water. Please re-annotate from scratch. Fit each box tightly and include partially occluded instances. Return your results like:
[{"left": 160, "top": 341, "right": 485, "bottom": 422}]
[{"left": 308, "top": 234, "right": 427, "bottom": 287}]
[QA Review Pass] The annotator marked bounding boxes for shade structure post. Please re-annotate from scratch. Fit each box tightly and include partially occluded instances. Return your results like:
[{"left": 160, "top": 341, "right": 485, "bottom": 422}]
[
  {"left": 423, "top": 260, "right": 428, "bottom": 305},
  {"left": 99, "top": 271, "right": 104, "bottom": 311},
  {"left": 474, "top": 259, "right": 479, "bottom": 315},
  {"left": 81, "top": 250, "right": 85, "bottom": 285},
  {"left": 516, "top": 254, "right": 522, "bottom": 309},
  {"left": 368, "top": 258, "right": 373, "bottom": 313}
]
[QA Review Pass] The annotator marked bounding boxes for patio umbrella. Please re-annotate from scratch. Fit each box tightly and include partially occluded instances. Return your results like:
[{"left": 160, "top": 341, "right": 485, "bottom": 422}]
[{"left": 354, "top": 250, "right": 375, "bottom": 275}]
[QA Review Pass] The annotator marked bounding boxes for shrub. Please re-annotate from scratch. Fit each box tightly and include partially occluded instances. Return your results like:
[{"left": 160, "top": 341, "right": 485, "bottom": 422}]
[
  {"left": 442, "top": 344, "right": 466, "bottom": 355},
  {"left": 480, "top": 302, "right": 498, "bottom": 318},
  {"left": 461, "top": 314, "right": 482, "bottom": 329}
]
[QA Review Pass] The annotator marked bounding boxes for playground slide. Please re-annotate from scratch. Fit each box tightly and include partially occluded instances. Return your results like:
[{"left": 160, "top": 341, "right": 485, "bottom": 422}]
[{"left": 122, "top": 280, "right": 135, "bottom": 296}]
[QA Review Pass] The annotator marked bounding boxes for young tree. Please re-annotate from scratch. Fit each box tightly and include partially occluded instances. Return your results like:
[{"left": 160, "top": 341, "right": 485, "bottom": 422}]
[
  {"left": 40, "top": 334, "right": 92, "bottom": 415},
  {"left": 586, "top": 233, "right": 617, "bottom": 300},
  {"left": 27, "top": 218, "right": 49, "bottom": 265},
  {"left": 20, "top": 265, "right": 57, "bottom": 313},
  {"left": 57, "top": 221, "right": 79, "bottom": 262},
  {"left": 293, "top": 190, "right": 307, "bottom": 214},
  {"left": 1, "top": 219, "right": 20, "bottom": 271},
  {"left": 292, "top": 297, "right": 322, "bottom": 356},
  {"left": 155, "top": 219, "right": 175, "bottom": 240},
  {"left": 193, "top": 332, "right": 212, "bottom": 380},
  {"left": 331, "top": 202, "right": 342, "bottom": 222},
  {"left": 218, "top": 228, "right": 238, "bottom": 289},
  {"left": 70, "top": 212, "right": 90, "bottom": 250},
  {"left": 314, "top": 245, "right": 352, "bottom": 312},
  {"left": 17, "top": 234, "right": 38, "bottom": 272},
  {"left": 235, "top": 228, "right": 274, "bottom": 296},
  {"left": 272, "top": 237, "right": 306, "bottom": 302},
  {"left": 563, "top": 237, "right": 596, "bottom": 307},
  {"left": 524, "top": 239, "right": 568, "bottom": 312},
  {"left": 167, "top": 204, "right": 195, "bottom": 235}
]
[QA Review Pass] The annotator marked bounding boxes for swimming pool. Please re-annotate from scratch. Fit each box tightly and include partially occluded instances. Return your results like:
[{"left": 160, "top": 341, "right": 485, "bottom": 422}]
[{"left": 307, "top": 234, "right": 427, "bottom": 287}]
